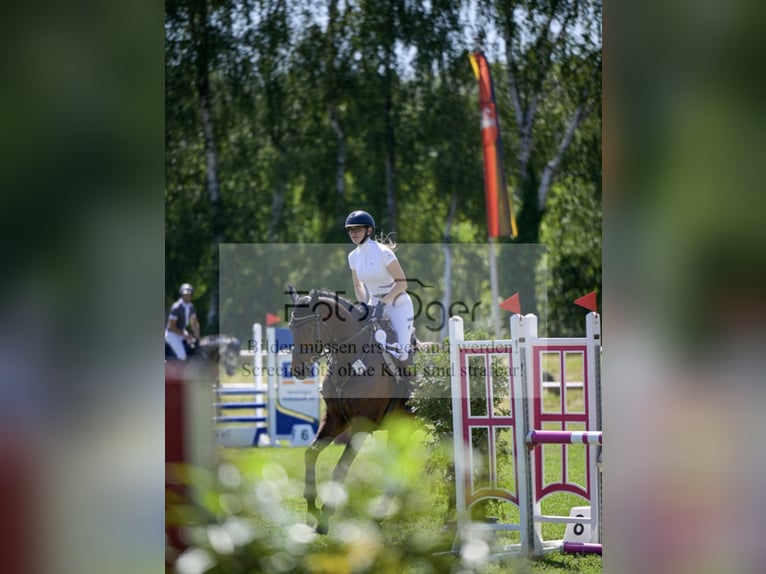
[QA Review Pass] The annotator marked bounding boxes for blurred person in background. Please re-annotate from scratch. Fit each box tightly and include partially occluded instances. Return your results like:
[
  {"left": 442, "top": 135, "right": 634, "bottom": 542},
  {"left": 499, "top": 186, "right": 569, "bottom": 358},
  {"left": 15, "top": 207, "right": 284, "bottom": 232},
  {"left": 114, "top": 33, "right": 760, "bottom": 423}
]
[{"left": 165, "top": 283, "right": 200, "bottom": 360}]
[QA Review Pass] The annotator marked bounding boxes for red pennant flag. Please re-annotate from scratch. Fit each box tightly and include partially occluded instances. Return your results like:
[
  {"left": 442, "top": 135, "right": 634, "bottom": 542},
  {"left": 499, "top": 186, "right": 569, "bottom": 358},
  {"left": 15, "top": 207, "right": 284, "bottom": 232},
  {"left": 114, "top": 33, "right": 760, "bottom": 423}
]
[
  {"left": 469, "top": 51, "right": 518, "bottom": 239},
  {"left": 574, "top": 291, "right": 598, "bottom": 312},
  {"left": 499, "top": 293, "right": 521, "bottom": 314},
  {"left": 266, "top": 312, "right": 282, "bottom": 326}
]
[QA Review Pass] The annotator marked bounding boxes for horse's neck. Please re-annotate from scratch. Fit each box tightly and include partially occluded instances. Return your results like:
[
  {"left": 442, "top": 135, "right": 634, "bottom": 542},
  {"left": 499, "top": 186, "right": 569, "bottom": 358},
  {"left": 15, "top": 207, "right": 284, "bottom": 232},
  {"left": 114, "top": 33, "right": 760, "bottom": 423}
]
[{"left": 319, "top": 300, "right": 359, "bottom": 341}]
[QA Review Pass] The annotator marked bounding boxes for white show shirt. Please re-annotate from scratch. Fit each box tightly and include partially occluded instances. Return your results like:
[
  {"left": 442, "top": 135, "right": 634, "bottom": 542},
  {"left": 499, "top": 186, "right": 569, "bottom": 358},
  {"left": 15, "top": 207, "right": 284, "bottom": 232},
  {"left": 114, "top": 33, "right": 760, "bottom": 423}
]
[
  {"left": 348, "top": 239, "right": 414, "bottom": 358},
  {"left": 348, "top": 240, "right": 398, "bottom": 299}
]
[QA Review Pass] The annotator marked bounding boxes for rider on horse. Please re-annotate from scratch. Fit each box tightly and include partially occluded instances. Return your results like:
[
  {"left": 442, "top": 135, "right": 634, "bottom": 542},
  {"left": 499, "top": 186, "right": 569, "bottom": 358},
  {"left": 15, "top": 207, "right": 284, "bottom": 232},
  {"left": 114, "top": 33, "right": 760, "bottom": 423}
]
[{"left": 165, "top": 282, "right": 200, "bottom": 360}]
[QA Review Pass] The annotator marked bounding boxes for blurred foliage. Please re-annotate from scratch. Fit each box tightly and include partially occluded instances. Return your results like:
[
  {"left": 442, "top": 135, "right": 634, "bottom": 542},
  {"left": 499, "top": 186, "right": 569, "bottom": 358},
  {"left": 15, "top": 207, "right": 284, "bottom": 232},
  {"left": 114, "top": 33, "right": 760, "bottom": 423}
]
[
  {"left": 167, "top": 416, "right": 459, "bottom": 573},
  {"left": 167, "top": 415, "right": 603, "bottom": 573}
]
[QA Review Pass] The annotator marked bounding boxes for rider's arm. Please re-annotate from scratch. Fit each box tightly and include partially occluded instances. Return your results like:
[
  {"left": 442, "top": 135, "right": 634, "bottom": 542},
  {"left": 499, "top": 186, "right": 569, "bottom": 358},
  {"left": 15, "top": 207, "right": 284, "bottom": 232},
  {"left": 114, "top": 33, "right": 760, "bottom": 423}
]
[
  {"left": 166, "top": 315, "right": 185, "bottom": 336},
  {"left": 351, "top": 269, "right": 368, "bottom": 304},
  {"left": 382, "top": 259, "right": 408, "bottom": 306},
  {"left": 189, "top": 313, "right": 200, "bottom": 339}
]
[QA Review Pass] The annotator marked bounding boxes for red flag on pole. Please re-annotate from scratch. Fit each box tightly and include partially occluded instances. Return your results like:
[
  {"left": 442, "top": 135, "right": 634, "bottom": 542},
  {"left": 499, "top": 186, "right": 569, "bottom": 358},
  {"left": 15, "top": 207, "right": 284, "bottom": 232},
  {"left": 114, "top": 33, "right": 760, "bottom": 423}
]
[
  {"left": 574, "top": 291, "right": 598, "bottom": 312},
  {"left": 469, "top": 51, "right": 518, "bottom": 239},
  {"left": 499, "top": 292, "right": 522, "bottom": 314},
  {"left": 266, "top": 312, "right": 281, "bottom": 326}
]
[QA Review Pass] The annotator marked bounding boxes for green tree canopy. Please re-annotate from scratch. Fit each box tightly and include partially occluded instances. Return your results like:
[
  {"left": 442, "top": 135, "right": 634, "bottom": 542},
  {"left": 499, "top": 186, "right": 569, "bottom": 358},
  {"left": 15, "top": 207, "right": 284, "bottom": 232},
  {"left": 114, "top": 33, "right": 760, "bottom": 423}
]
[{"left": 165, "top": 0, "right": 602, "bottom": 336}]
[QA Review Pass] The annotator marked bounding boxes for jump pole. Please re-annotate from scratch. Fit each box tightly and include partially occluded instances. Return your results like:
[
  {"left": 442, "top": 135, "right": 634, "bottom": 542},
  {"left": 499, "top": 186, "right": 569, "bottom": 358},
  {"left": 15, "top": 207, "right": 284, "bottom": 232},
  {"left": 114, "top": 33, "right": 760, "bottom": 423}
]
[
  {"left": 563, "top": 542, "right": 602, "bottom": 555},
  {"left": 526, "top": 430, "right": 602, "bottom": 446}
]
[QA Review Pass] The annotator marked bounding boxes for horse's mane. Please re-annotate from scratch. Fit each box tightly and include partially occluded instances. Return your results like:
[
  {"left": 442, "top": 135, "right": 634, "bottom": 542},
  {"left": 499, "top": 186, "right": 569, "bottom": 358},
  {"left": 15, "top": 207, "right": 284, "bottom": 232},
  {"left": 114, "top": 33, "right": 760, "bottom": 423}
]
[
  {"left": 199, "top": 334, "right": 240, "bottom": 349},
  {"left": 309, "top": 289, "right": 370, "bottom": 322}
]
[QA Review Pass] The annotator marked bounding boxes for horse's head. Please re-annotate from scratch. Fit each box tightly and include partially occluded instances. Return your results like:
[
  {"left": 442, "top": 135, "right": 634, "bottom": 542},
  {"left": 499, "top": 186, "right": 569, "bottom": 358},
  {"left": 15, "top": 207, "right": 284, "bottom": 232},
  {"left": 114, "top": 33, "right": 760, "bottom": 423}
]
[
  {"left": 220, "top": 336, "right": 241, "bottom": 376},
  {"left": 198, "top": 334, "right": 241, "bottom": 376},
  {"left": 287, "top": 287, "right": 363, "bottom": 379},
  {"left": 288, "top": 289, "right": 321, "bottom": 379}
]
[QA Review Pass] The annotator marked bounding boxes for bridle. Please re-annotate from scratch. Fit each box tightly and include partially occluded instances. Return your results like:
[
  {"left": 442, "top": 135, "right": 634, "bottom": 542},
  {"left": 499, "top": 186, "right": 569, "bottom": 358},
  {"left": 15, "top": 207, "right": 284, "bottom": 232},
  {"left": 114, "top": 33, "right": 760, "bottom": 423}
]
[
  {"left": 288, "top": 311, "right": 331, "bottom": 361},
  {"left": 288, "top": 308, "right": 374, "bottom": 363},
  {"left": 288, "top": 300, "right": 376, "bottom": 362}
]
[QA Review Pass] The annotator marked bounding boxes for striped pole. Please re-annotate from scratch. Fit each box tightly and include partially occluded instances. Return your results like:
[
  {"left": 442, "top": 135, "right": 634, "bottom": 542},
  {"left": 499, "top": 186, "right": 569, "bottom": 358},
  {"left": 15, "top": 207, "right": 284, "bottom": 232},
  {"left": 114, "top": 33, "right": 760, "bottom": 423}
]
[
  {"left": 526, "top": 430, "right": 602, "bottom": 446},
  {"left": 563, "top": 542, "right": 602, "bottom": 555}
]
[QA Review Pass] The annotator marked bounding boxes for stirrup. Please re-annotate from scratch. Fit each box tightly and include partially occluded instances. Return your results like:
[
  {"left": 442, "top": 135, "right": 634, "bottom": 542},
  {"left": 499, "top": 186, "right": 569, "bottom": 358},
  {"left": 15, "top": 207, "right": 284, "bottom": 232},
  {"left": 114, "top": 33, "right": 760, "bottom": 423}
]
[
  {"left": 375, "top": 329, "right": 407, "bottom": 361},
  {"left": 375, "top": 331, "right": 407, "bottom": 360},
  {"left": 387, "top": 344, "right": 407, "bottom": 362},
  {"left": 387, "top": 349, "right": 403, "bottom": 361}
]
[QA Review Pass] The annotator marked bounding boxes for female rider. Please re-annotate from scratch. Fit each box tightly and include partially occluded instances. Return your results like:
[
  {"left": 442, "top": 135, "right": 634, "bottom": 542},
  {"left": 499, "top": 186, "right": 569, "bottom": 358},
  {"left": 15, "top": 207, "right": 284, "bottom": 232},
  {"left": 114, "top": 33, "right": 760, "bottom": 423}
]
[{"left": 345, "top": 210, "right": 415, "bottom": 361}]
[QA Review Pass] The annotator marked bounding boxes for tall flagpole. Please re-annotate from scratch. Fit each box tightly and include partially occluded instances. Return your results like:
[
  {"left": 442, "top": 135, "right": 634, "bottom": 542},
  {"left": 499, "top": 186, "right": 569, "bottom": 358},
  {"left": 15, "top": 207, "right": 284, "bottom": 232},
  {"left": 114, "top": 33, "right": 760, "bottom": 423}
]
[
  {"left": 488, "top": 238, "right": 501, "bottom": 338},
  {"left": 470, "top": 51, "right": 517, "bottom": 340}
]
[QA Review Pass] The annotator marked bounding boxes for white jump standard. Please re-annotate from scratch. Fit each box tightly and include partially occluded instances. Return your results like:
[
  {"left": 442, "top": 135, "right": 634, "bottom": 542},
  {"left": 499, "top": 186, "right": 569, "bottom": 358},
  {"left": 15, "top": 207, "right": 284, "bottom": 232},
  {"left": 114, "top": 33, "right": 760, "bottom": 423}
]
[{"left": 449, "top": 311, "right": 602, "bottom": 558}]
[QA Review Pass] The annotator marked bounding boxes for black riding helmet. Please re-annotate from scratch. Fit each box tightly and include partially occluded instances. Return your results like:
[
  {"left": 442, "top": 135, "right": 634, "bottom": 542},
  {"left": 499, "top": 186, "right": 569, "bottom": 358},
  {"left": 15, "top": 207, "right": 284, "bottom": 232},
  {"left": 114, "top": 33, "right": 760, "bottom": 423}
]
[
  {"left": 345, "top": 210, "right": 375, "bottom": 229},
  {"left": 344, "top": 210, "right": 375, "bottom": 242}
]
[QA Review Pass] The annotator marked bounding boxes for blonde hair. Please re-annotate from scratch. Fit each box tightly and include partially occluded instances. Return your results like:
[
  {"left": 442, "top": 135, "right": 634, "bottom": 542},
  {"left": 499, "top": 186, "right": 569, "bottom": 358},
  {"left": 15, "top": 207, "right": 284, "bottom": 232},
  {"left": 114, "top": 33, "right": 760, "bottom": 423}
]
[{"left": 372, "top": 230, "right": 397, "bottom": 251}]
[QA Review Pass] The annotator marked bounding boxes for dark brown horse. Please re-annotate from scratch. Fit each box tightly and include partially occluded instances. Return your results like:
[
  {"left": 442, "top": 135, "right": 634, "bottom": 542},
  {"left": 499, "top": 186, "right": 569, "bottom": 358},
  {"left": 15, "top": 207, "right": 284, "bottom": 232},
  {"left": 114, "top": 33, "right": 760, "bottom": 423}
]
[{"left": 288, "top": 287, "right": 413, "bottom": 533}]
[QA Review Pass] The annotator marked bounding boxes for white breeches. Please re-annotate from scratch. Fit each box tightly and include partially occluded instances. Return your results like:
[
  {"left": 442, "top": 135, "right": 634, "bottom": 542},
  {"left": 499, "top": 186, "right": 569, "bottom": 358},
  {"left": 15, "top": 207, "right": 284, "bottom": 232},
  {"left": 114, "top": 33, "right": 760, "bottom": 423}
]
[
  {"left": 165, "top": 331, "right": 187, "bottom": 360},
  {"left": 370, "top": 292, "right": 414, "bottom": 360}
]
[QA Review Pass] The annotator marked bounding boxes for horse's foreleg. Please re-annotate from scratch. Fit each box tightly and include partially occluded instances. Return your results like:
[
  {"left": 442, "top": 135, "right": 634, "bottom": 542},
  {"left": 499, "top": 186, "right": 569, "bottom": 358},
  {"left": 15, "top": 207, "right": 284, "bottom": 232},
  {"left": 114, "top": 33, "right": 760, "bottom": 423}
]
[
  {"left": 304, "top": 437, "right": 332, "bottom": 529},
  {"left": 332, "top": 431, "right": 367, "bottom": 484},
  {"left": 318, "top": 429, "right": 369, "bottom": 532},
  {"left": 305, "top": 406, "right": 350, "bottom": 533}
]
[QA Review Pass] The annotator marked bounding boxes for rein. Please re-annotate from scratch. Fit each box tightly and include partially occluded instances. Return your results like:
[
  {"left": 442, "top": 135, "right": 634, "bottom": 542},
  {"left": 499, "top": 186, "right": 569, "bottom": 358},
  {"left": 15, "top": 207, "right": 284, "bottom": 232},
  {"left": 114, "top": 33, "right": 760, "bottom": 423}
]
[{"left": 289, "top": 310, "right": 376, "bottom": 364}]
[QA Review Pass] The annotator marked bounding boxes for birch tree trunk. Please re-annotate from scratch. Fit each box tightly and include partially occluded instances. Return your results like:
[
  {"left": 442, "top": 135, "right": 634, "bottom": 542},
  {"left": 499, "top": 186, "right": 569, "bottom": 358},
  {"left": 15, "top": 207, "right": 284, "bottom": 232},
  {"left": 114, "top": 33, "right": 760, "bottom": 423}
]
[
  {"left": 499, "top": 1, "right": 598, "bottom": 242},
  {"left": 192, "top": 0, "right": 223, "bottom": 331},
  {"left": 326, "top": 0, "right": 347, "bottom": 227},
  {"left": 383, "top": 56, "right": 397, "bottom": 232},
  {"left": 329, "top": 105, "right": 347, "bottom": 200}
]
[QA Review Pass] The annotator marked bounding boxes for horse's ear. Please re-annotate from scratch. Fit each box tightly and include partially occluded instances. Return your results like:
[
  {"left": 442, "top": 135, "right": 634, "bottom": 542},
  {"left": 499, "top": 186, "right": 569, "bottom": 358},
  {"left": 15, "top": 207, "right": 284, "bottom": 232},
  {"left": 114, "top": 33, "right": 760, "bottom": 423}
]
[{"left": 288, "top": 284, "right": 298, "bottom": 303}]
